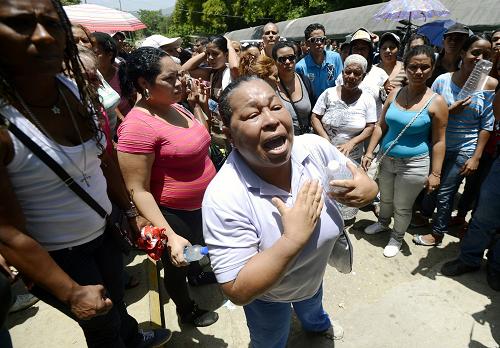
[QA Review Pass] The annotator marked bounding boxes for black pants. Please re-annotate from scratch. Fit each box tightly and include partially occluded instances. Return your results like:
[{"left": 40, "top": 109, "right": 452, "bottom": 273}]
[
  {"left": 160, "top": 207, "right": 204, "bottom": 315},
  {"left": 31, "top": 233, "right": 140, "bottom": 348}
]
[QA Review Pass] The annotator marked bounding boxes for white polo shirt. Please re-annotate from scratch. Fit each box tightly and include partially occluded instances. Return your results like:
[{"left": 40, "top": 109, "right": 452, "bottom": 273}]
[{"left": 202, "top": 134, "right": 345, "bottom": 302}]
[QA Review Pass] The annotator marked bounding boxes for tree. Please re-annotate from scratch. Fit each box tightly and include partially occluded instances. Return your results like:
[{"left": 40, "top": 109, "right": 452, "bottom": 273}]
[
  {"left": 164, "top": 0, "right": 388, "bottom": 38},
  {"left": 60, "top": 0, "right": 80, "bottom": 5},
  {"left": 138, "top": 10, "right": 168, "bottom": 36}
]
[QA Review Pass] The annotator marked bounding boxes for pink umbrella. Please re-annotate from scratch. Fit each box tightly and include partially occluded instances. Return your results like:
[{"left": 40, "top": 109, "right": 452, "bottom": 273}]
[
  {"left": 373, "top": 0, "right": 450, "bottom": 22},
  {"left": 63, "top": 4, "right": 146, "bottom": 33}
]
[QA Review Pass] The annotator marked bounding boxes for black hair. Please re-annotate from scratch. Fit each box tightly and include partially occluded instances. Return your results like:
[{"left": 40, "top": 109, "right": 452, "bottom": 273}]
[
  {"left": 272, "top": 41, "right": 297, "bottom": 60},
  {"left": 461, "top": 34, "right": 490, "bottom": 52},
  {"left": 408, "top": 33, "right": 430, "bottom": 46},
  {"left": 349, "top": 41, "right": 374, "bottom": 72},
  {"left": 208, "top": 35, "right": 228, "bottom": 53},
  {"left": 122, "top": 47, "right": 167, "bottom": 99},
  {"left": 92, "top": 32, "right": 118, "bottom": 63},
  {"left": 492, "top": 29, "right": 500, "bottom": 40},
  {"left": 0, "top": 0, "right": 104, "bottom": 150},
  {"left": 403, "top": 45, "right": 436, "bottom": 69},
  {"left": 196, "top": 37, "right": 209, "bottom": 45},
  {"left": 218, "top": 75, "right": 261, "bottom": 127},
  {"left": 304, "top": 23, "right": 326, "bottom": 40}
]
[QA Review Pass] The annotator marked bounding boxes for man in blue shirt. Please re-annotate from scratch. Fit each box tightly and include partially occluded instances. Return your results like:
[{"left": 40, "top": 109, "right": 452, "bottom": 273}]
[{"left": 295, "top": 23, "right": 343, "bottom": 105}]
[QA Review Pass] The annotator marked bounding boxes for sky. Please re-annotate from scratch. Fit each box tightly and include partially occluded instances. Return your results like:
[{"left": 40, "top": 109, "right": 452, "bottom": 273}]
[{"left": 82, "top": 0, "right": 175, "bottom": 12}]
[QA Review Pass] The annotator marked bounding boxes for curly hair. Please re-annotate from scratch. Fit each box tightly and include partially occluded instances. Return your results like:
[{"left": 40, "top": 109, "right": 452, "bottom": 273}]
[
  {"left": 239, "top": 53, "right": 276, "bottom": 80},
  {"left": 0, "top": 0, "right": 104, "bottom": 150},
  {"left": 121, "top": 47, "right": 168, "bottom": 99}
]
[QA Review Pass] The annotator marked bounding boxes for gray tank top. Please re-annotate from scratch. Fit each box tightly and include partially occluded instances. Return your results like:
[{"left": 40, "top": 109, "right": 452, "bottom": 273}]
[{"left": 278, "top": 76, "right": 311, "bottom": 133}]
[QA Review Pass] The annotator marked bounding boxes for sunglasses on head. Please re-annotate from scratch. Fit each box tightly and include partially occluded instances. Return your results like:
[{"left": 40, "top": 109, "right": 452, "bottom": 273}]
[
  {"left": 277, "top": 54, "right": 296, "bottom": 64},
  {"left": 307, "top": 36, "right": 326, "bottom": 44}
]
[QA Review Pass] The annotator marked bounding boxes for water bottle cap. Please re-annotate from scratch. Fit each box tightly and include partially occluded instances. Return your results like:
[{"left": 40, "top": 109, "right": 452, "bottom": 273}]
[{"left": 200, "top": 246, "right": 209, "bottom": 255}]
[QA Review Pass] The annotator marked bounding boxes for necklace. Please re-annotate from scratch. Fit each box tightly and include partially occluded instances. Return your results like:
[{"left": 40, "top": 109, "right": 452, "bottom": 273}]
[
  {"left": 25, "top": 88, "right": 62, "bottom": 116},
  {"left": 404, "top": 87, "right": 426, "bottom": 109},
  {"left": 14, "top": 84, "right": 91, "bottom": 187}
]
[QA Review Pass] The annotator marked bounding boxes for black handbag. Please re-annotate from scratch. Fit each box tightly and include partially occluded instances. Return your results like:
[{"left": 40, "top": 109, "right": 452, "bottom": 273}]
[{"left": 0, "top": 114, "right": 134, "bottom": 253}]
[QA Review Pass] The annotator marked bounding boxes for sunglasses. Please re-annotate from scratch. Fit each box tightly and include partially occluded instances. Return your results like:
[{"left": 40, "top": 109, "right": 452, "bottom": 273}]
[
  {"left": 307, "top": 36, "right": 326, "bottom": 44},
  {"left": 264, "top": 31, "right": 278, "bottom": 36},
  {"left": 277, "top": 55, "right": 296, "bottom": 64}
]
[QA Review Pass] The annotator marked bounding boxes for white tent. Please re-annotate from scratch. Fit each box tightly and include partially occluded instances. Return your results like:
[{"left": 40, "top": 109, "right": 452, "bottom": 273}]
[{"left": 226, "top": 0, "right": 500, "bottom": 41}]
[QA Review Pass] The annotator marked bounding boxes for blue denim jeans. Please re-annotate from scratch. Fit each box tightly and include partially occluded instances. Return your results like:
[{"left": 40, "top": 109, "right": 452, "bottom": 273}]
[
  {"left": 460, "top": 156, "right": 500, "bottom": 272},
  {"left": 422, "top": 150, "right": 471, "bottom": 235},
  {"left": 243, "top": 286, "right": 331, "bottom": 348}
]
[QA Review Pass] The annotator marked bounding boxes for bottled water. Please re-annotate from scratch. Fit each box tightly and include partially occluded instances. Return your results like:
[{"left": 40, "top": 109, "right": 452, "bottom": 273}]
[
  {"left": 457, "top": 59, "right": 493, "bottom": 100},
  {"left": 325, "top": 159, "right": 352, "bottom": 193},
  {"left": 183, "top": 245, "right": 209, "bottom": 263}
]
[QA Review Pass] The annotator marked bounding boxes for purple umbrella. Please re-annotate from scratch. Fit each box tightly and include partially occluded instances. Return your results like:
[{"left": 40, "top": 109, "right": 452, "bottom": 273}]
[
  {"left": 417, "top": 19, "right": 457, "bottom": 47},
  {"left": 374, "top": 0, "right": 450, "bottom": 22}
]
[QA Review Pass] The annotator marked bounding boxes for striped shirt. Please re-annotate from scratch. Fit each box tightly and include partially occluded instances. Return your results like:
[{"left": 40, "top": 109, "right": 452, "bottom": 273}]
[
  {"left": 432, "top": 73, "right": 495, "bottom": 153},
  {"left": 117, "top": 104, "right": 216, "bottom": 210}
]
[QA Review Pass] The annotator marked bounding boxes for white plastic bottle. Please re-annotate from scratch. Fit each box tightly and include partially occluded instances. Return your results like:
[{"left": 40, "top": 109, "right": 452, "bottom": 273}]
[
  {"left": 183, "top": 245, "right": 209, "bottom": 263},
  {"left": 457, "top": 59, "right": 493, "bottom": 100},
  {"left": 325, "top": 159, "right": 352, "bottom": 193}
]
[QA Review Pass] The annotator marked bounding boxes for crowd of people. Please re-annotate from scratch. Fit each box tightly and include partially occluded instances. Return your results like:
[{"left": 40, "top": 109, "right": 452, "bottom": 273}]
[{"left": 0, "top": 0, "right": 499, "bottom": 347}]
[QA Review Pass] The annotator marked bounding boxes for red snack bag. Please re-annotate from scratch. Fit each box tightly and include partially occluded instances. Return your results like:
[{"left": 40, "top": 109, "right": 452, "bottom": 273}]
[{"left": 136, "top": 226, "right": 167, "bottom": 260}]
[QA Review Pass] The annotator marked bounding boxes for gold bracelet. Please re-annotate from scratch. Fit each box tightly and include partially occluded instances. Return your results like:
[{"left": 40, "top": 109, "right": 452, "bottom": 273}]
[
  {"left": 431, "top": 171, "right": 441, "bottom": 178},
  {"left": 364, "top": 155, "right": 373, "bottom": 160}
]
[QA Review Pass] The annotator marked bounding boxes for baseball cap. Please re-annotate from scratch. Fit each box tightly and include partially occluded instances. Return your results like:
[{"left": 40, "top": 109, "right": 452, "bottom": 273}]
[
  {"left": 380, "top": 32, "right": 400, "bottom": 47},
  {"left": 141, "top": 35, "right": 182, "bottom": 49},
  {"left": 351, "top": 28, "right": 372, "bottom": 44},
  {"left": 444, "top": 23, "right": 470, "bottom": 37}
]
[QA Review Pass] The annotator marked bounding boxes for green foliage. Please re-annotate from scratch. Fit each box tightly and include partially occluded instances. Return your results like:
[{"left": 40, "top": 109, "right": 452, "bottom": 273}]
[
  {"left": 138, "top": 10, "right": 168, "bottom": 36},
  {"left": 140, "top": 0, "right": 387, "bottom": 38},
  {"left": 60, "top": 0, "right": 80, "bottom": 5}
]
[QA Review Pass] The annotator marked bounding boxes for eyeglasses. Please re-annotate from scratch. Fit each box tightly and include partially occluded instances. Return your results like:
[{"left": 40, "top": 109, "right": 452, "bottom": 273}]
[
  {"left": 307, "top": 36, "right": 326, "bottom": 44},
  {"left": 277, "top": 55, "right": 296, "bottom": 64}
]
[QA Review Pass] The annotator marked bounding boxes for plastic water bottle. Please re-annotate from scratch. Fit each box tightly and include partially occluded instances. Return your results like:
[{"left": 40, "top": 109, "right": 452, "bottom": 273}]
[
  {"left": 457, "top": 59, "right": 493, "bottom": 100},
  {"left": 183, "top": 245, "right": 209, "bottom": 263},
  {"left": 325, "top": 159, "right": 352, "bottom": 193}
]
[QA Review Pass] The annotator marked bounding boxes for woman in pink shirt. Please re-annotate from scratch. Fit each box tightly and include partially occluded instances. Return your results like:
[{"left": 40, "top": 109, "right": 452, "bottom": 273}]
[{"left": 117, "top": 47, "right": 218, "bottom": 327}]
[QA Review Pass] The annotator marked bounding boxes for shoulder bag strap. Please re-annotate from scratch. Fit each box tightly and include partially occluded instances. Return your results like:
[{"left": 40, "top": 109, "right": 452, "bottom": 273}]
[
  {"left": 378, "top": 92, "right": 437, "bottom": 163},
  {"left": 0, "top": 114, "right": 108, "bottom": 218}
]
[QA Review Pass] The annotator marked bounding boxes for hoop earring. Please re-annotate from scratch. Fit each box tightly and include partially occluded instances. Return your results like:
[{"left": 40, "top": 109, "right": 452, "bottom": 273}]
[{"left": 143, "top": 88, "right": 151, "bottom": 100}]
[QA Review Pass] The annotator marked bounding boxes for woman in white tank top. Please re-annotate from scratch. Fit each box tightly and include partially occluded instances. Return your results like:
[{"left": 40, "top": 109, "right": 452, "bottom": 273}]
[{"left": 0, "top": 1, "right": 171, "bottom": 346}]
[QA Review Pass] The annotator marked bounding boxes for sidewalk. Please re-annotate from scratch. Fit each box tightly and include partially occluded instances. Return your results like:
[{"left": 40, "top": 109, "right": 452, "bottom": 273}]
[{"left": 7, "top": 208, "right": 500, "bottom": 347}]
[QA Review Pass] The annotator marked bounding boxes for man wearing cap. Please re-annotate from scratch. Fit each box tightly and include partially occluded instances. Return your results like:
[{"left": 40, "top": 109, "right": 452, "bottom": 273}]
[
  {"left": 338, "top": 28, "right": 388, "bottom": 118},
  {"left": 141, "top": 34, "right": 183, "bottom": 64},
  {"left": 295, "top": 23, "right": 343, "bottom": 105},
  {"left": 427, "top": 23, "right": 470, "bottom": 86},
  {"left": 261, "top": 22, "right": 280, "bottom": 58}
]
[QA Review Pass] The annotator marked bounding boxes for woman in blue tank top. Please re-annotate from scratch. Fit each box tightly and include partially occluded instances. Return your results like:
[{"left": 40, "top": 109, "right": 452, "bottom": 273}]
[{"left": 361, "top": 46, "right": 448, "bottom": 258}]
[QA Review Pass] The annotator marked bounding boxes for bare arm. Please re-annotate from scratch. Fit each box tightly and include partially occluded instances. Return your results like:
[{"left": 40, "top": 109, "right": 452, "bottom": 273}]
[
  {"left": 427, "top": 95, "right": 448, "bottom": 191},
  {"left": 0, "top": 134, "right": 111, "bottom": 319},
  {"left": 116, "top": 151, "right": 190, "bottom": 265},
  {"left": 310, "top": 113, "right": 329, "bottom": 140},
  {"left": 226, "top": 40, "right": 240, "bottom": 79},
  {"left": 337, "top": 123, "right": 375, "bottom": 157},
  {"left": 220, "top": 180, "right": 323, "bottom": 305},
  {"left": 181, "top": 52, "right": 211, "bottom": 81}
]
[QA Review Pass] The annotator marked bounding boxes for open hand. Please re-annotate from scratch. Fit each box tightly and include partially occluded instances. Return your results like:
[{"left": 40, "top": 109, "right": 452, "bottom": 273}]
[{"left": 272, "top": 180, "right": 324, "bottom": 248}]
